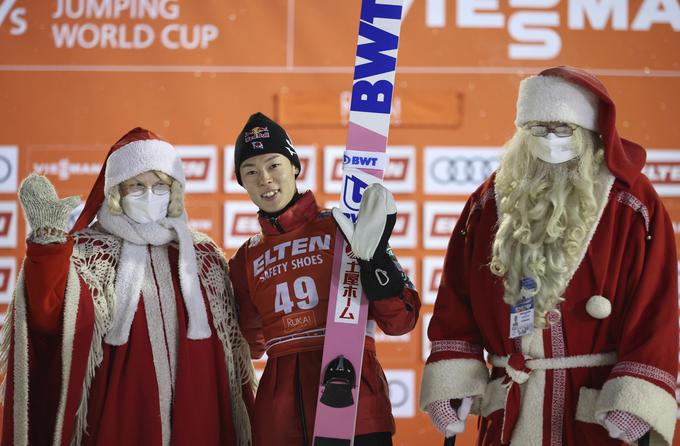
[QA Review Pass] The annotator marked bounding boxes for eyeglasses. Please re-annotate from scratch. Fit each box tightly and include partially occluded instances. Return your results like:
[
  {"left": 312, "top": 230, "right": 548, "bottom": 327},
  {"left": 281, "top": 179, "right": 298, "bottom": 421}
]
[
  {"left": 528, "top": 123, "right": 576, "bottom": 138},
  {"left": 123, "top": 182, "right": 171, "bottom": 197}
]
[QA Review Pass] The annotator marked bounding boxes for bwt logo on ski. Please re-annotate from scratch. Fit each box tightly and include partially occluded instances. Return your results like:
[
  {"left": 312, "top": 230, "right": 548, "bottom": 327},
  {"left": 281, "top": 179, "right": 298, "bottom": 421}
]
[
  {"left": 0, "top": 0, "right": 27, "bottom": 36},
  {"left": 350, "top": 0, "right": 402, "bottom": 114},
  {"left": 343, "top": 154, "right": 379, "bottom": 168}
]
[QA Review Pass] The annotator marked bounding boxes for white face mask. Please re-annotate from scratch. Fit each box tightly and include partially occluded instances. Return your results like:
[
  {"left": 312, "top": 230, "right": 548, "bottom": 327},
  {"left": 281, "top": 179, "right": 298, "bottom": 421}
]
[
  {"left": 531, "top": 134, "right": 578, "bottom": 164},
  {"left": 121, "top": 190, "right": 170, "bottom": 224}
]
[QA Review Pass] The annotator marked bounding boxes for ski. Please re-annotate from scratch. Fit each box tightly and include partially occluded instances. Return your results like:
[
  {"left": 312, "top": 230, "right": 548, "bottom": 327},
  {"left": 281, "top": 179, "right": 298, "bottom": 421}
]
[{"left": 312, "top": 1, "right": 405, "bottom": 445}]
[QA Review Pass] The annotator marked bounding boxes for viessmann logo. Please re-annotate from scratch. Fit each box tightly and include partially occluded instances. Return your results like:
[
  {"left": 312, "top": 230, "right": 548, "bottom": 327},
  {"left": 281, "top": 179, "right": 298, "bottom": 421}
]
[
  {"left": 644, "top": 149, "right": 680, "bottom": 197},
  {"left": 424, "top": 147, "right": 501, "bottom": 195},
  {"left": 32, "top": 159, "right": 102, "bottom": 181}
]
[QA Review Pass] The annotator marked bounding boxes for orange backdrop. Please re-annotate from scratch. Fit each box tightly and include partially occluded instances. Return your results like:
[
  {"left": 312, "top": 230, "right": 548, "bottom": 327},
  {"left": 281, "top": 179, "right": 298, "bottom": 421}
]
[{"left": 1, "top": 0, "right": 679, "bottom": 444}]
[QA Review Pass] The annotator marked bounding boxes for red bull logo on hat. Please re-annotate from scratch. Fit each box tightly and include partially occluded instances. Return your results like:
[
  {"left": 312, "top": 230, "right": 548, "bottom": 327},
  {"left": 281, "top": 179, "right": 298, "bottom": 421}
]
[{"left": 245, "top": 126, "right": 270, "bottom": 143}]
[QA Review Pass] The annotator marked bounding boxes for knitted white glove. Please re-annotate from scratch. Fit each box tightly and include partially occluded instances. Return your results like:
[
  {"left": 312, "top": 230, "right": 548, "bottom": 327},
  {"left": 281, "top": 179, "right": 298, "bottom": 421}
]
[
  {"left": 19, "top": 174, "right": 80, "bottom": 244},
  {"left": 426, "top": 397, "right": 472, "bottom": 438},
  {"left": 603, "top": 410, "right": 650, "bottom": 444}
]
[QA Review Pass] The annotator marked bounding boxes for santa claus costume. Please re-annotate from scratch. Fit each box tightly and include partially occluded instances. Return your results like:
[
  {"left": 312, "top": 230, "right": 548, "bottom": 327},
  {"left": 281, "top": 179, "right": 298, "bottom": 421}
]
[
  {"left": 420, "top": 66, "right": 678, "bottom": 445},
  {"left": 0, "top": 128, "right": 255, "bottom": 445}
]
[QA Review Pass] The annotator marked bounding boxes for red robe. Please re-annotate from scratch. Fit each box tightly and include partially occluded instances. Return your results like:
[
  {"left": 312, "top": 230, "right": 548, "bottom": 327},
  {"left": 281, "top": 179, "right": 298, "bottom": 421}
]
[
  {"left": 420, "top": 169, "right": 678, "bottom": 446},
  {"left": 1, "top": 228, "right": 255, "bottom": 445},
  {"left": 229, "top": 192, "right": 421, "bottom": 445}
]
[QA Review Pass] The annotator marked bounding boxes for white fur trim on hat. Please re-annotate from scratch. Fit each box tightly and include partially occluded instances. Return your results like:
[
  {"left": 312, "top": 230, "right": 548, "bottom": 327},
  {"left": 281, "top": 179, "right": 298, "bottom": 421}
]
[
  {"left": 586, "top": 295, "right": 612, "bottom": 319},
  {"left": 105, "top": 139, "right": 185, "bottom": 193},
  {"left": 516, "top": 75, "right": 600, "bottom": 132}
]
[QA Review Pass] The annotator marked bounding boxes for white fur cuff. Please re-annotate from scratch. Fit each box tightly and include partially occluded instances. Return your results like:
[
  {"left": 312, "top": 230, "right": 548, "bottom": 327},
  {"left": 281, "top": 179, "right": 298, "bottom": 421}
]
[
  {"left": 420, "top": 358, "right": 489, "bottom": 410},
  {"left": 595, "top": 376, "right": 676, "bottom": 446}
]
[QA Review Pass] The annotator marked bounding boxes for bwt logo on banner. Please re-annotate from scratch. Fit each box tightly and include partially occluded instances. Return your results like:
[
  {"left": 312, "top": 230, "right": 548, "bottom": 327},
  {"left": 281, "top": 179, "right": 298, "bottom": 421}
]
[
  {"left": 643, "top": 149, "right": 680, "bottom": 197},
  {"left": 0, "top": 257, "right": 17, "bottom": 304},
  {"left": 423, "top": 201, "right": 465, "bottom": 250},
  {"left": 409, "top": 0, "right": 680, "bottom": 60},
  {"left": 223, "top": 146, "right": 316, "bottom": 194},
  {"left": 177, "top": 146, "right": 217, "bottom": 193},
  {"left": 0, "top": 146, "right": 18, "bottom": 193},
  {"left": 424, "top": 147, "right": 501, "bottom": 195},
  {"left": 324, "top": 146, "right": 416, "bottom": 194},
  {"left": 422, "top": 256, "right": 444, "bottom": 305},
  {"left": 0, "top": 201, "right": 18, "bottom": 249},
  {"left": 384, "top": 369, "right": 416, "bottom": 418},
  {"left": 223, "top": 201, "right": 259, "bottom": 249}
]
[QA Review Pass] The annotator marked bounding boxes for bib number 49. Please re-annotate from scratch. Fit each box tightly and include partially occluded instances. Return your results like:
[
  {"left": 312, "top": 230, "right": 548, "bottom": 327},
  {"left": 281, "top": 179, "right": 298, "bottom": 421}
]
[{"left": 275, "top": 276, "right": 319, "bottom": 314}]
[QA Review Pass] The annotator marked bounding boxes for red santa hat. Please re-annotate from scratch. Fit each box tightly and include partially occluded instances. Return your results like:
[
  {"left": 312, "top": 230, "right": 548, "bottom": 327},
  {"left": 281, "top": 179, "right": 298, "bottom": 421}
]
[
  {"left": 515, "top": 66, "right": 646, "bottom": 188},
  {"left": 71, "top": 127, "right": 183, "bottom": 234}
]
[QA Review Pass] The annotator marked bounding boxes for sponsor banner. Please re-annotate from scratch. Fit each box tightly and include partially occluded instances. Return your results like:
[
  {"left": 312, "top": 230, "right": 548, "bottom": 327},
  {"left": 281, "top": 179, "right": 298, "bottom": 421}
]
[
  {"left": 223, "top": 200, "right": 259, "bottom": 249},
  {"left": 384, "top": 369, "right": 416, "bottom": 418},
  {"left": 0, "top": 256, "right": 17, "bottom": 304},
  {"left": 185, "top": 200, "right": 220, "bottom": 243},
  {"left": 27, "top": 145, "right": 107, "bottom": 195},
  {"left": 422, "top": 312, "right": 432, "bottom": 362},
  {"left": 0, "top": 146, "right": 18, "bottom": 193},
  {"left": 177, "top": 145, "right": 217, "bottom": 193},
  {"left": 391, "top": 201, "right": 417, "bottom": 249},
  {"left": 396, "top": 256, "right": 416, "bottom": 291},
  {"left": 324, "top": 146, "right": 416, "bottom": 194},
  {"left": 374, "top": 327, "right": 411, "bottom": 344},
  {"left": 423, "top": 201, "right": 465, "bottom": 250},
  {"left": 422, "top": 256, "right": 444, "bottom": 305},
  {"left": 0, "top": 201, "right": 18, "bottom": 248},
  {"left": 224, "top": 145, "right": 316, "bottom": 194},
  {"left": 644, "top": 149, "right": 680, "bottom": 197},
  {"left": 424, "top": 147, "right": 501, "bottom": 195}
]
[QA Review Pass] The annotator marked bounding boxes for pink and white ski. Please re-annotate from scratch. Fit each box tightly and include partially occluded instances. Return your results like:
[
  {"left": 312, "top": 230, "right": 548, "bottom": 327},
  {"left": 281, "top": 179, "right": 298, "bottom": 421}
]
[{"left": 312, "top": 1, "right": 405, "bottom": 445}]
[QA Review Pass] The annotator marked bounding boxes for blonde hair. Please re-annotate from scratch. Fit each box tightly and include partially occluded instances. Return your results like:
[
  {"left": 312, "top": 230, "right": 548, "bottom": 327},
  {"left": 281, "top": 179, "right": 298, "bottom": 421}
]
[
  {"left": 107, "top": 170, "right": 184, "bottom": 217},
  {"left": 490, "top": 127, "right": 604, "bottom": 327}
]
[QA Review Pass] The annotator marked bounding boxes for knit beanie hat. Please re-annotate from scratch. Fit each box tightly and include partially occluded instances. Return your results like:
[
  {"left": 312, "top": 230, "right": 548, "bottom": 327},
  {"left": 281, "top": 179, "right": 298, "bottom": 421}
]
[{"left": 233, "top": 112, "right": 301, "bottom": 185}]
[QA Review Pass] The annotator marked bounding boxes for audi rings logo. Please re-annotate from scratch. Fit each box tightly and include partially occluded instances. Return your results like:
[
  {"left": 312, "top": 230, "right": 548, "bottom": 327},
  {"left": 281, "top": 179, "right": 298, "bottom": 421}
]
[
  {"left": 384, "top": 369, "right": 415, "bottom": 418},
  {"left": 431, "top": 156, "right": 496, "bottom": 184},
  {"left": 0, "top": 156, "right": 11, "bottom": 184},
  {"left": 425, "top": 147, "right": 502, "bottom": 194}
]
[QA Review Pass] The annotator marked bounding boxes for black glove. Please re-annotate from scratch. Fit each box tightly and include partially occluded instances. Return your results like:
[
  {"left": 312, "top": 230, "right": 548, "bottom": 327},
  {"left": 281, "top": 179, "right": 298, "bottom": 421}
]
[{"left": 332, "top": 184, "right": 405, "bottom": 300}]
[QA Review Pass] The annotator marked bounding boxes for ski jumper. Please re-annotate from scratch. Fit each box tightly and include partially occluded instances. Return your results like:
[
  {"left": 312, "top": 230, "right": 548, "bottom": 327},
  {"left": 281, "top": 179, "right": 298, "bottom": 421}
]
[{"left": 230, "top": 191, "right": 420, "bottom": 445}]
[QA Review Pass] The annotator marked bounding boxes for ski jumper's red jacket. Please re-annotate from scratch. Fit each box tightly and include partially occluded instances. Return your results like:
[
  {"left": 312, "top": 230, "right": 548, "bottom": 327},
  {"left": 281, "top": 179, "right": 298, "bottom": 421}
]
[{"left": 229, "top": 191, "right": 421, "bottom": 445}]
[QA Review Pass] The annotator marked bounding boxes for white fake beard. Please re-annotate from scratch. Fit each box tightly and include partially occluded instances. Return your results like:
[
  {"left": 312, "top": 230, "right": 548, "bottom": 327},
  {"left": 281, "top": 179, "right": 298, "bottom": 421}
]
[{"left": 490, "top": 128, "right": 604, "bottom": 327}]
